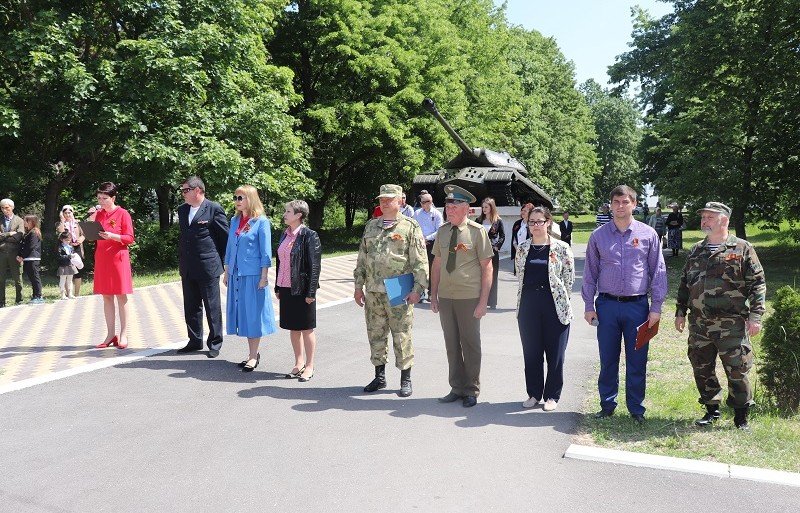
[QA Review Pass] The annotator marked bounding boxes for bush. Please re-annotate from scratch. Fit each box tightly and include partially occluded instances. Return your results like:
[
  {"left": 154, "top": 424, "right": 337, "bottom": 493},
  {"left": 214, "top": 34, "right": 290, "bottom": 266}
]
[
  {"left": 758, "top": 286, "right": 800, "bottom": 413},
  {"left": 130, "top": 223, "right": 180, "bottom": 272}
]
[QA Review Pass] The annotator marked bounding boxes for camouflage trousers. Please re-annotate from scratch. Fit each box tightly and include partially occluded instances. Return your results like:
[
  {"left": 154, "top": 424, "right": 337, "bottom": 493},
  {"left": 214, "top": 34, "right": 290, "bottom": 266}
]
[
  {"left": 364, "top": 291, "right": 414, "bottom": 370},
  {"left": 687, "top": 319, "right": 754, "bottom": 408}
]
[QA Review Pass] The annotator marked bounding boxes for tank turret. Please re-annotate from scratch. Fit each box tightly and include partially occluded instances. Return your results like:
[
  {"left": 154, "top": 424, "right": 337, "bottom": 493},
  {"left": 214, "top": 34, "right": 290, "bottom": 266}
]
[{"left": 413, "top": 98, "right": 553, "bottom": 208}]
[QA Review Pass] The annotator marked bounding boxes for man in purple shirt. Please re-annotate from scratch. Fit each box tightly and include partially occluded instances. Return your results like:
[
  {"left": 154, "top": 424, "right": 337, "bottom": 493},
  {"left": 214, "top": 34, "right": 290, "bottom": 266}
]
[{"left": 582, "top": 185, "right": 667, "bottom": 423}]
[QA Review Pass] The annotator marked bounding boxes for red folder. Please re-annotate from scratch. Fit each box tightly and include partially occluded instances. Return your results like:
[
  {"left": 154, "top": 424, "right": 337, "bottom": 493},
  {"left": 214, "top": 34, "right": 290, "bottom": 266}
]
[{"left": 635, "top": 319, "right": 659, "bottom": 350}]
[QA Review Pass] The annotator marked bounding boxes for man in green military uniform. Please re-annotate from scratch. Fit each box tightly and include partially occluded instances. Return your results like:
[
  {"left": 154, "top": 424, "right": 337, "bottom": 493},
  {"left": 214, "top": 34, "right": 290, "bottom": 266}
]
[
  {"left": 430, "top": 185, "right": 494, "bottom": 408},
  {"left": 354, "top": 184, "right": 429, "bottom": 397},
  {"left": 675, "top": 202, "right": 766, "bottom": 429}
]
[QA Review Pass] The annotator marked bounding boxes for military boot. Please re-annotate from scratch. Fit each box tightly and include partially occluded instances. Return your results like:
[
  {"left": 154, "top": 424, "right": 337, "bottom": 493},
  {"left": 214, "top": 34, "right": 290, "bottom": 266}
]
[
  {"left": 398, "top": 368, "right": 412, "bottom": 397},
  {"left": 734, "top": 406, "right": 750, "bottom": 430},
  {"left": 695, "top": 404, "right": 721, "bottom": 427},
  {"left": 364, "top": 364, "right": 387, "bottom": 393}
]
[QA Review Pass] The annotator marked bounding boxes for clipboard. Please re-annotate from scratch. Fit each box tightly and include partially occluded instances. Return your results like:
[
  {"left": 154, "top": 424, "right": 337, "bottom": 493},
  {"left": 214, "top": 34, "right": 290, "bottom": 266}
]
[
  {"left": 383, "top": 273, "right": 415, "bottom": 307},
  {"left": 79, "top": 221, "right": 103, "bottom": 241},
  {"left": 635, "top": 319, "right": 659, "bottom": 350}
]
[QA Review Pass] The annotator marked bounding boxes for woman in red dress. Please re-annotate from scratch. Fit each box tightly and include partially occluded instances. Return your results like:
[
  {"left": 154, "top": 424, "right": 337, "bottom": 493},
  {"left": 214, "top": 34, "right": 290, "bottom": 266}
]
[{"left": 88, "top": 182, "right": 135, "bottom": 349}]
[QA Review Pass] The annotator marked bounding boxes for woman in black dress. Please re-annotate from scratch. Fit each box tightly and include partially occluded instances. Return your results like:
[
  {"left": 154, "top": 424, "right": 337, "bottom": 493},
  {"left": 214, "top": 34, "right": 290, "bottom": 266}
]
[
  {"left": 476, "top": 197, "right": 505, "bottom": 309},
  {"left": 275, "top": 200, "right": 322, "bottom": 382},
  {"left": 666, "top": 204, "right": 684, "bottom": 257}
]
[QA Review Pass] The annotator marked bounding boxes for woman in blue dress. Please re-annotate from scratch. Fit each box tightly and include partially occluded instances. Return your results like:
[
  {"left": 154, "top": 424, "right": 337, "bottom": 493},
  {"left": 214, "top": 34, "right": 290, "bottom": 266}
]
[{"left": 223, "top": 185, "right": 277, "bottom": 371}]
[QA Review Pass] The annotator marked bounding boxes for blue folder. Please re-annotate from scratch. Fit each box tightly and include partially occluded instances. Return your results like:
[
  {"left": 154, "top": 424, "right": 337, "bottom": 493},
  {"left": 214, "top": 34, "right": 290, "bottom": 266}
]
[{"left": 383, "top": 273, "right": 415, "bottom": 307}]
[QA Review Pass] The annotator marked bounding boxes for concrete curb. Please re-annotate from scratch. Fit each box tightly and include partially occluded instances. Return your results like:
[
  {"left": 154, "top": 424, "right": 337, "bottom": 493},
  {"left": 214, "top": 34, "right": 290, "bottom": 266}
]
[{"left": 564, "top": 444, "right": 800, "bottom": 488}]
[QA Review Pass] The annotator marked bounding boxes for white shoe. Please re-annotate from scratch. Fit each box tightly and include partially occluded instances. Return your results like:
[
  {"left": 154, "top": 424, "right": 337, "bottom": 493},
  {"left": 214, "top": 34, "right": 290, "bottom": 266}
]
[
  {"left": 522, "top": 397, "right": 540, "bottom": 409},
  {"left": 543, "top": 399, "right": 558, "bottom": 411},
  {"left": 60, "top": 295, "right": 68, "bottom": 300},
  {"left": 68, "top": 295, "right": 76, "bottom": 299}
]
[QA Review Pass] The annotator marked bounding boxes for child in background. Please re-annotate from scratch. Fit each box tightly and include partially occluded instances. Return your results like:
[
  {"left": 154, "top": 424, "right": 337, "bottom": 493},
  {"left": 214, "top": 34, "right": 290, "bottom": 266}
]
[
  {"left": 17, "top": 214, "right": 43, "bottom": 304},
  {"left": 57, "top": 231, "right": 77, "bottom": 299}
]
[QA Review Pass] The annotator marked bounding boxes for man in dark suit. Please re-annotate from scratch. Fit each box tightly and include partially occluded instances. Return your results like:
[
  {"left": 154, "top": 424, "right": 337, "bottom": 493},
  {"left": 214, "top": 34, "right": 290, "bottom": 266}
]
[
  {"left": 176, "top": 176, "right": 230, "bottom": 357},
  {"left": 558, "top": 211, "right": 573, "bottom": 246}
]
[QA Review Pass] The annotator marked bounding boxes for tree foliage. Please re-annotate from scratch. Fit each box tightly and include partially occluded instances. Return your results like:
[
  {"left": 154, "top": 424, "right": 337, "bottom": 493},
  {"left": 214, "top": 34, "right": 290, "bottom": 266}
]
[
  {"left": 610, "top": 0, "right": 800, "bottom": 238},
  {"left": 0, "top": 0, "right": 309, "bottom": 232},
  {"left": 507, "top": 29, "right": 600, "bottom": 211},
  {"left": 2, "top": 0, "right": 609, "bottom": 238},
  {"left": 580, "top": 79, "right": 643, "bottom": 204}
]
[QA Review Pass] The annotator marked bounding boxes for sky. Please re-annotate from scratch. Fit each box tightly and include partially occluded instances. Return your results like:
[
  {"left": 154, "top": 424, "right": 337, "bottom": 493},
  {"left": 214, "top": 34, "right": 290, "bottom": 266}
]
[{"left": 501, "top": 0, "right": 674, "bottom": 87}]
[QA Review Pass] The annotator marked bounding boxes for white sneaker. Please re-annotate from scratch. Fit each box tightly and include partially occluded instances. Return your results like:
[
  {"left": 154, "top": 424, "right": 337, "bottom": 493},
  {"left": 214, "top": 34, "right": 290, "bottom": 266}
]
[
  {"left": 543, "top": 399, "right": 558, "bottom": 411},
  {"left": 60, "top": 295, "right": 67, "bottom": 300},
  {"left": 522, "top": 397, "right": 540, "bottom": 409}
]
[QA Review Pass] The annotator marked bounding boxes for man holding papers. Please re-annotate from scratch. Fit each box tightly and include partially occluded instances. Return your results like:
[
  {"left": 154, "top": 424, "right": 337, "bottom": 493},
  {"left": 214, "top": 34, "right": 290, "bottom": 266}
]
[
  {"left": 582, "top": 185, "right": 667, "bottom": 424},
  {"left": 354, "top": 184, "right": 428, "bottom": 398},
  {"left": 675, "top": 202, "right": 766, "bottom": 430},
  {"left": 430, "top": 185, "right": 494, "bottom": 408}
]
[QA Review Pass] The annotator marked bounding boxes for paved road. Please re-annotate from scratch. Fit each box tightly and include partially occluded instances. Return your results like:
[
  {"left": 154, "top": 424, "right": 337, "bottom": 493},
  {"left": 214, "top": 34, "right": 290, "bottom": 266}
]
[{"left": 1, "top": 247, "right": 797, "bottom": 512}]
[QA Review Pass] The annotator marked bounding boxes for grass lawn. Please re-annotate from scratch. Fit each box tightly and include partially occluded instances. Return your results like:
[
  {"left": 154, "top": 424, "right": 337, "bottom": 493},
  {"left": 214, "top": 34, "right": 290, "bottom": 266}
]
[{"left": 575, "top": 220, "right": 800, "bottom": 472}]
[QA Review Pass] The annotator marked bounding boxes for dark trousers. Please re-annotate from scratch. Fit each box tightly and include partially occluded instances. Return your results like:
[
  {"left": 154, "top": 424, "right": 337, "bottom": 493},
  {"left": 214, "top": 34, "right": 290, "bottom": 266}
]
[
  {"left": 425, "top": 241, "right": 435, "bottom": 294},
  {"left": 595, "top": 294, "right": 650, "bottom": 415},
  {"left": 182, "top": 275, "right": 224, "bottom": 349},
  {"left": 22, "top": 260, "right": 42, "bottom": 299},
  {"left": 517, "top": 287, "right": 570, "bottom": 401},
  {"left": 439, "top": 297, "right": 482, "bottom": 397},
  {"left": 488, "top": 250, "right": 499, "bottom": 308},
  {"left": 0, "top": 250, "right": 23, "bottom": 305}
]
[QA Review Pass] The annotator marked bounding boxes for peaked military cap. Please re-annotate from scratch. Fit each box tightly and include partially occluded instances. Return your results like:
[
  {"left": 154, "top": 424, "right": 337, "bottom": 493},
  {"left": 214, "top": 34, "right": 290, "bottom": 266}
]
[
  {"left": 376, "top": 184, "right": 402, "bottom": 199},
  {"left": 696, "top": 201, "right": 732, "bottom": 217},
  {"left": 443, "top": 184, "right": 476, "bottom": 204}
]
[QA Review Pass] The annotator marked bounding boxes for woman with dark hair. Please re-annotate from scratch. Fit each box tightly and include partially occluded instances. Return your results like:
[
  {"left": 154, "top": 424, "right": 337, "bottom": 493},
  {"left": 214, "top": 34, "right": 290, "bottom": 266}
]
[
  {"left": 666, "top": 203, "right": 684, "bottom": 257},
  {"left": 17, "top": 214, "right": 43, "bottom": 304},
  {"left": 475, "top": 196, "right": 505, "bottom": 309},
  {"left": 275, "top": 200, "right": 322, "bottom": 382},
  {"left": 514, "top": 206, "right": 575, "bottom": 411},
  {"left": 510, "top": 202, "right": 533, "bottom": 275},
  {"left": 88, "top": 182, "right": 135, "bottom": 349}
]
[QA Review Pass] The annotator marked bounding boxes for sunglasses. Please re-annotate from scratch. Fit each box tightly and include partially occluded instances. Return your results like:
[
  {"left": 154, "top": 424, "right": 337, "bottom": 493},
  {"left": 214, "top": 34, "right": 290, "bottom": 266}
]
[
  {"left": 233, "top": 195, "right": 245, "bottom": 202},
  {"left": 528, "top": 220, "right": 547, "bottom": 226},
  {"left": 62, "top": 209, "right": 73, "bottom": 213},
  {"left": 421, "top": 200, "right": 432, "bottom": 204},
  {"left": 179, "top": 187, "right": 196, "bottom": 194}
]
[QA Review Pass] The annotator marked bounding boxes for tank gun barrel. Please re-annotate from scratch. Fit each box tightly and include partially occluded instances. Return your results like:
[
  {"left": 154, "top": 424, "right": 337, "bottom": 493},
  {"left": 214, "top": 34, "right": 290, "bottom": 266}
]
[{"left": 421, "top": 98, "right": 473, "bottom": 155}]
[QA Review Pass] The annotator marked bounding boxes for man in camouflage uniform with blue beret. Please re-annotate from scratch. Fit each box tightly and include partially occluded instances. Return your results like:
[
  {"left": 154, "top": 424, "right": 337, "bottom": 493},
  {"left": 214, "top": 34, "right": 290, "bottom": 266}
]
[
  {"left": 675, "top": 202, "right": 766, "bottom": 430},
  {"left": 354, "top": 184, "right": 429, "bottom": 397}
]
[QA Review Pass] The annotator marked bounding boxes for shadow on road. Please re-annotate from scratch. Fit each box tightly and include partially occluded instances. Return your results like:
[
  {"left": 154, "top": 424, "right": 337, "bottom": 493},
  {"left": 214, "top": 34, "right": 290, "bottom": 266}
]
[{"left": 238, "top": 383, "right": 581, "bottom": 432}]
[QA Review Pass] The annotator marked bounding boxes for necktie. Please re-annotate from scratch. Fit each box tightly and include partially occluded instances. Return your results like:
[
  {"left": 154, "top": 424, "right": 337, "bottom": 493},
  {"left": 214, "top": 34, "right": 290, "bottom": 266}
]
[{"left": 446, "top": 226, "right": 458, "bottom": 273}]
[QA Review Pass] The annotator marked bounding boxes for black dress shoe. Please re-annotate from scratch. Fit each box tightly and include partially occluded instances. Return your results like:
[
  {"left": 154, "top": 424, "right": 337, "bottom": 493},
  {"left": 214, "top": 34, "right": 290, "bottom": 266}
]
[
  {"left": 438, "top": 392, "right": 462, "bottom": 403},
  {"left": 462, "top": 396, "right": 477, "bottom": 408},
  {"left": 631, "top": 413, "right": 645, "bottom": 425},
  {"left": 593, "top": 409, "right": 614, "bottom": 419},
  {"left": 177, "top": 343, "right": 203, "bottom": 354},
  {"left": 207, "top": 349, "right": 220, "bottom": 358},
  {"left": 242, "top": 353, "right": 260, "bottom": 372}
]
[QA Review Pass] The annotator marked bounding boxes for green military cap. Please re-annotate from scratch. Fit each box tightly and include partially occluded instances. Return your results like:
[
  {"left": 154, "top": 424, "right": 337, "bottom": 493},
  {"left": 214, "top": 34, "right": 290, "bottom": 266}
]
[
  {"left": 443, "top": 184, "right": 476, "bottom": 204},
  {"left": 376, "top": 184, "right": 402, "bottom": 199},
  {"left": 697, "top": 201, "right": 732, "bottom": 217}
]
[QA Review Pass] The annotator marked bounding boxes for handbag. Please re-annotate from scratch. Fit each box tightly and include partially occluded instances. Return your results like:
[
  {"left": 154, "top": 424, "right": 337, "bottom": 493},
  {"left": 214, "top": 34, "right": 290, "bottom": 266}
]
[{"left": 70, "top": 252, "right": 84, "bottom": 270}]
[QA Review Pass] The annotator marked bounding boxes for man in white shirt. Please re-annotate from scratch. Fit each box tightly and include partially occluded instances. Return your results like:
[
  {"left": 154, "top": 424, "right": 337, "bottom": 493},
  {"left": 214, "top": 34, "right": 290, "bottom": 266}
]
[{"left": 414, "top": 192, "right": 444, "bottom": 300}]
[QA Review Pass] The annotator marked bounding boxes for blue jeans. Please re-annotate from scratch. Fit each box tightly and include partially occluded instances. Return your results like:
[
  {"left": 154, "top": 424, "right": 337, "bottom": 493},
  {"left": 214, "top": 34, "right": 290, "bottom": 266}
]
[{"left": 595, "top": 294, "right": 650, "bottom": 415}]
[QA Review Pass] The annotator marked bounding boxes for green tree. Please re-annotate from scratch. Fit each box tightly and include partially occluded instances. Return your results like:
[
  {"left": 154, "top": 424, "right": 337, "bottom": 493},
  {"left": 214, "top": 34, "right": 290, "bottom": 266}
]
[
  {"left": 270, "top": 0, "right": 523, "bottom": 228},
  {"left": 610, "top": 0, "right": 800, "bottom": 238},
  {"left": 0, "top": 1, "right": 310, "bottom": 232},
  {"left": 580, "top": 79, "right": 643, "bottom": 203},
  {"left": 507, "top": 28, "right": 599, "bottom": 212}
]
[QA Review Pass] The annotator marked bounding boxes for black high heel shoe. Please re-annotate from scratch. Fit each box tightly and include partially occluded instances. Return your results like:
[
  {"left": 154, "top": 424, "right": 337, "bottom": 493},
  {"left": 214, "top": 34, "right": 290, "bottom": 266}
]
[{"left": 242, "top": 353, "right": 260, "bottom": 372}]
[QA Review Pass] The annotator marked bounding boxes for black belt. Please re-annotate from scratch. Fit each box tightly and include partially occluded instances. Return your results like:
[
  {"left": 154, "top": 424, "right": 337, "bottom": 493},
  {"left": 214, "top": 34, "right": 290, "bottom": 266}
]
[{"left": 600, "top": 293, "right": 646, "bottom": 302}]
